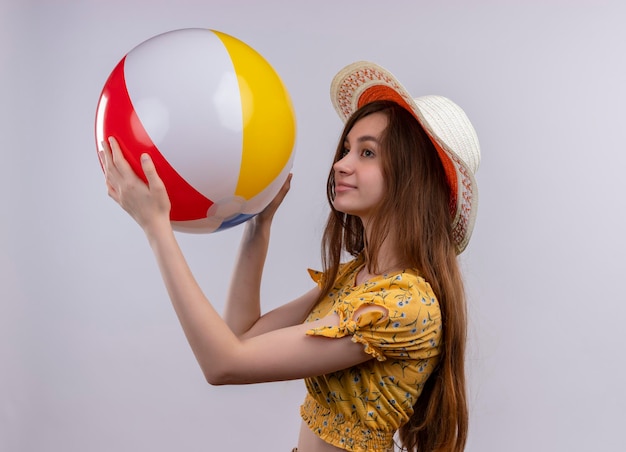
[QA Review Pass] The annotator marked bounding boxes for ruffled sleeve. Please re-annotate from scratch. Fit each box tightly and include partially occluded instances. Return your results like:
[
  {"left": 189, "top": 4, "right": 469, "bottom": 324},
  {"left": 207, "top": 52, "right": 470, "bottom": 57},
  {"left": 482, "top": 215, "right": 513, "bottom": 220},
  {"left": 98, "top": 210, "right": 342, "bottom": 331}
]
[
  {"left": 307, "top": 268, "right": 324, "bottom": 286},
  {"left": 305, "top": 269, "right": 442, "bottom": 363}
]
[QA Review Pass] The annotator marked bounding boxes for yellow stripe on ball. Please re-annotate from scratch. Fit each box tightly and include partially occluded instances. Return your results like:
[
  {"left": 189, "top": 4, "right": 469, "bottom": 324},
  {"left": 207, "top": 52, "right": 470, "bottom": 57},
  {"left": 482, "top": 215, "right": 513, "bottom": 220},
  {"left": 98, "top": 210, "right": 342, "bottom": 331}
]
[{"left": 214, "top": 30, "right": 296, "bottom": 200}]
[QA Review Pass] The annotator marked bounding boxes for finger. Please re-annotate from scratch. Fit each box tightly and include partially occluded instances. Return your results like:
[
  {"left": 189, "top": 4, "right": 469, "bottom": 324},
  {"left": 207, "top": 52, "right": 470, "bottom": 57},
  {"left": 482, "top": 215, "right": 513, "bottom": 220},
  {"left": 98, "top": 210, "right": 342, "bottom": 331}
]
[
  {"left": 97, "top": 149, "right": 106, "bottom": 171},
  {"left": 99, "top": 140, "right": 114, "bottom": 176},
  {"left": 282, "top": 173, "right": 292, "bottom": 192},
  {"left": 105, "top": 178, "right": 120, "bottom": 203},
  {"left": 99, "top": 140, "right": 121, "bottom": 183},
  {"left": 258, "top": 173, "right": 292, "bottom": 220},
  {"left": 99, "top": 142, "right": 120, "bottom": 200},
  {"left": 108, "top": 136, "right": 134, "bottom": 174},
  {"left": 273, "top": 173, "right": 292, "bottom": 203},
  {"left": 99, "top": 139, "right": 111, "bottom": 167},
  {"left": 139, "top": 153, "right": 165, "bottom": 190}
]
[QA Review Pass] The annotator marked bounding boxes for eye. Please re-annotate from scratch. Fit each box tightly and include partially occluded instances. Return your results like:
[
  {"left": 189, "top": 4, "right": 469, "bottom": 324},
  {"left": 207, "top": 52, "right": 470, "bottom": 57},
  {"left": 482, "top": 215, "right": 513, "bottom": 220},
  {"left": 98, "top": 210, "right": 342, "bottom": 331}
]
[
  {"left": 362, "top": 149, "right": 375, "bottom": 158},
  {"left": 339, "top": 147, "right": 350, "bottom": 158}
]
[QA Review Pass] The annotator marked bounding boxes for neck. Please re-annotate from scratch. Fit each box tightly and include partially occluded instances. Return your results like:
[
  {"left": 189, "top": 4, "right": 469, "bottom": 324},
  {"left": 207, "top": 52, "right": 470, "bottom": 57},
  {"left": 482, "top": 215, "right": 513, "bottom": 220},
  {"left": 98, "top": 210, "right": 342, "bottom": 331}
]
[
  {"left": 357, "top": 244, "right": 402, "bottom": 286},
  {"left": 362, "top": 231, "right": 401, "bottom": 275}
]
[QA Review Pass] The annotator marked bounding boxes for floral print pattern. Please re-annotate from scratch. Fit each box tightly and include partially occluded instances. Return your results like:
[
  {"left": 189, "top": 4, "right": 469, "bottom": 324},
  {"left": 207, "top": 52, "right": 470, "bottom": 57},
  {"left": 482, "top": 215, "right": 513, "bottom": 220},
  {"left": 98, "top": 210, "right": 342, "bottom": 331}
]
[{"left": 300, "top": 255, "right": 442, "bottom": 451}]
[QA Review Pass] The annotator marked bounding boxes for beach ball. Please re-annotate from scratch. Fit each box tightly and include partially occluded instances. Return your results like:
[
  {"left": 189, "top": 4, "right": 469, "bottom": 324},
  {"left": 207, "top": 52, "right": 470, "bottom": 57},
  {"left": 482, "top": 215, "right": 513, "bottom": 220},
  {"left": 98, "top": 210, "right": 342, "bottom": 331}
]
[{"left": 95, "top": 28, "right": 296, "bottom": 233}]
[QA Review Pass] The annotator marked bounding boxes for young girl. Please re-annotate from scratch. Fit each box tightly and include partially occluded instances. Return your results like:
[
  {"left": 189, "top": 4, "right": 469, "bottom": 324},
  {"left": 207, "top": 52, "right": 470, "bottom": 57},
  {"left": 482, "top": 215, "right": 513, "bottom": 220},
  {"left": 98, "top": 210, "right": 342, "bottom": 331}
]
[{"left": 99, "top": 61, "right": 480, "bottom": 452}]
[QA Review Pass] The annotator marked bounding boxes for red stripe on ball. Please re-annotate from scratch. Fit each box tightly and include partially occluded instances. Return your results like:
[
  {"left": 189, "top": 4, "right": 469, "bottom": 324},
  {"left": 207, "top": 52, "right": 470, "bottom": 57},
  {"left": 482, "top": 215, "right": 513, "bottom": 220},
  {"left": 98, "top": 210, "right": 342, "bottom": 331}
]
[{"left": 97, "top": 57, "right": 214, "bottom": 221}]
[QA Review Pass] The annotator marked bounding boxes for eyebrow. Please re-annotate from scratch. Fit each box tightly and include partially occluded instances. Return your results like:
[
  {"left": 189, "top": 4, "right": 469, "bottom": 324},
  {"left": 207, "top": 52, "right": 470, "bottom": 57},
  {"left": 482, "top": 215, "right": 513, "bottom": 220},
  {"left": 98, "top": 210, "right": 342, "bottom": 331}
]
[{"left": 344, "top": 135, "right": 382, "bottom": 145}]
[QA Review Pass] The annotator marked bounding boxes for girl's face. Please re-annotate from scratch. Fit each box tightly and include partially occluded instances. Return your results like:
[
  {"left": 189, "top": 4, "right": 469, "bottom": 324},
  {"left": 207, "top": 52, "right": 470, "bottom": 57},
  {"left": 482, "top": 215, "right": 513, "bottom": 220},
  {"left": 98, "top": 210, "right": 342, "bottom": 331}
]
[{"left": 332, "top": 112, "right": 387, "bottom": 223}]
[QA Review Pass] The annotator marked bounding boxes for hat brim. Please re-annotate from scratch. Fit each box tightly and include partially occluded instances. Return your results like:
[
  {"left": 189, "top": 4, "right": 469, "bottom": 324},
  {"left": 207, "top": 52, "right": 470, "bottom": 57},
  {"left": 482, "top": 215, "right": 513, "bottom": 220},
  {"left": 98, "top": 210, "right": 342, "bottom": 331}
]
[{"left": 330, "top": 61, "right": 479, "bottom": 253}]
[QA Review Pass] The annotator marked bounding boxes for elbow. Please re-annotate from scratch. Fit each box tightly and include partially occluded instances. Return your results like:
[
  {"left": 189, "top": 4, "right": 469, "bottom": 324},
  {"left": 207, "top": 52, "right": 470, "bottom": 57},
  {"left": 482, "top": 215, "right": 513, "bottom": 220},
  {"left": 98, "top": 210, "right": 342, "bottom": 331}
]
[
  {"left": 197, "top": 341, "right": 250, "bottom": 386},
  {"left": 204, "top": 372, "right": 230, "bottom": 386},
  {"left": 202, "top": 366, "right": 230, "bottom": 386},
  {"left": 206, "top": 378, "right": 226, "bottom": 386},
  {"left": 201, "top": 361, "right": 242, "bottom": 386}
]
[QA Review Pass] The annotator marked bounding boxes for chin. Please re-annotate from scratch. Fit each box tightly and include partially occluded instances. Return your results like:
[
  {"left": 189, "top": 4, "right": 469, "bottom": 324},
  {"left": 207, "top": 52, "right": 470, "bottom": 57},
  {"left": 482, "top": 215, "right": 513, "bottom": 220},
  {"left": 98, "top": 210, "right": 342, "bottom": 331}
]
[{"left": 333, "top": 205, "right": 363, "bottom": 218}]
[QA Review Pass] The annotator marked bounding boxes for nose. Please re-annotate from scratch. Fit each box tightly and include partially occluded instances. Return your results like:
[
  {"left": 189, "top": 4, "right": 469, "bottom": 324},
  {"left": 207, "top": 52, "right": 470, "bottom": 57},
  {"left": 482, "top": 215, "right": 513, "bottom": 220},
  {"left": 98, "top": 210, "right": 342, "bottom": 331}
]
[{"left": 333, "top": 153, "right": 353, "bottom": 175}]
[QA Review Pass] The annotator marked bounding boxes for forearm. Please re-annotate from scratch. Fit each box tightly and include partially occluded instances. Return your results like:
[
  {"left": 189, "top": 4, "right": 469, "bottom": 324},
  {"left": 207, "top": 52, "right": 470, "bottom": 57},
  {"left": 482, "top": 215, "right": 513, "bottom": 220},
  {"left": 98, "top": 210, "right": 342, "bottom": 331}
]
[
  {"left": 145, "top": 221, "right": 239, "bottom": 381},
  {"left": 101, "top": 139, "right": 251, "bottom": 382},
  {"left": 224, "top": 219, "right": 271, "bottom": 335}
]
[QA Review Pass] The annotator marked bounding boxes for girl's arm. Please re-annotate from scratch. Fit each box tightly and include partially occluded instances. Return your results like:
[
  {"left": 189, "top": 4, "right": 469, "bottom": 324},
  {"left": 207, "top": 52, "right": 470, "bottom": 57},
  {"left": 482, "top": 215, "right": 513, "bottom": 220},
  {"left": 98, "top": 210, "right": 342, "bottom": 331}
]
[
  {"left": 223, "top": 174, "right": 320, "bottom": 339},
  {"left": 100, "top": 138, "right": 371, "bottom": 385},
  {"left": 223, "top": 215, "right": 271, "bottom": 337}
]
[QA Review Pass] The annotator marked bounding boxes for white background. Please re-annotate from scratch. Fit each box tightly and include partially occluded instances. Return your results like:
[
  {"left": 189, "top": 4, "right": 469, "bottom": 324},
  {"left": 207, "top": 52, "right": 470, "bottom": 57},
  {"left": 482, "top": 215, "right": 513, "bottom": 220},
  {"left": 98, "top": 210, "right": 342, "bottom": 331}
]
[{"left": 2, "top": 1, "right": 625, "bottom": 451}]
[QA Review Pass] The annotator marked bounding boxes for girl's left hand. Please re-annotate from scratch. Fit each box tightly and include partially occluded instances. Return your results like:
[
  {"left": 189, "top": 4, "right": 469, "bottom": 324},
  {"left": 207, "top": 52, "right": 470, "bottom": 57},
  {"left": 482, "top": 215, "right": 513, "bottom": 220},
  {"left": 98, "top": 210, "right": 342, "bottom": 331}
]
[{"left": 99, "top": 137, "right": 171, "bottom": 233}]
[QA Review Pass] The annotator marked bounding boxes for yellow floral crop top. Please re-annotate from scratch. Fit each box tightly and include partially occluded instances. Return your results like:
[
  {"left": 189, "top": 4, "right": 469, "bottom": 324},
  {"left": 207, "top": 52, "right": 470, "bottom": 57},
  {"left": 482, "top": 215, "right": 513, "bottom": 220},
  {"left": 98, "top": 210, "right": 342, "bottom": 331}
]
[{"left": 300, "top": 255, "right": 442, "bottom": 451}]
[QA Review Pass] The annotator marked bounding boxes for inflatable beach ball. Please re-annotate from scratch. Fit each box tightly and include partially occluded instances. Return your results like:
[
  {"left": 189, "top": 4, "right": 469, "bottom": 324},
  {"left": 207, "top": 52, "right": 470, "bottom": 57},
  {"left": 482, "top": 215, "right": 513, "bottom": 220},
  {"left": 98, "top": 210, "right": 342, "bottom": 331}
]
[{"left": 95, "top": 28, "right": 296, "bottom": 233}]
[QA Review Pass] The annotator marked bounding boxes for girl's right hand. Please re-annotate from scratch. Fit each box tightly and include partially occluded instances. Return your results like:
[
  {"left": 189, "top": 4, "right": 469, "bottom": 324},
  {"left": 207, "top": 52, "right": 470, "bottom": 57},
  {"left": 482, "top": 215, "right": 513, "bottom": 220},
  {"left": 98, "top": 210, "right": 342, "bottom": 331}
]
[{"left": 99, "top": 137, "right": 172, "bottom": 235}]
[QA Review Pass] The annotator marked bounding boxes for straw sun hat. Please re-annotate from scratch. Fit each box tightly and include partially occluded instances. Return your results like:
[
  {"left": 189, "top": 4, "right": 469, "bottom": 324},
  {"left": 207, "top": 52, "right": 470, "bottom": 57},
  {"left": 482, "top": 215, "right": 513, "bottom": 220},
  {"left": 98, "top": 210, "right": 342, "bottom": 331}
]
[{"left": 330, "top": 61, "right": 481, "bottom": 254}]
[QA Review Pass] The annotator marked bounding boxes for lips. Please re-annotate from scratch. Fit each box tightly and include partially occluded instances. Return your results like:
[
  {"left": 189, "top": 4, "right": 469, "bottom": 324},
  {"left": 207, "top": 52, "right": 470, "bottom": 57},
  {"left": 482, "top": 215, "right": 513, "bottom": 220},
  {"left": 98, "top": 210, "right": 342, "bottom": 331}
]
[{"left": 335, "top": 182, "right": 356, "bottom": 193}]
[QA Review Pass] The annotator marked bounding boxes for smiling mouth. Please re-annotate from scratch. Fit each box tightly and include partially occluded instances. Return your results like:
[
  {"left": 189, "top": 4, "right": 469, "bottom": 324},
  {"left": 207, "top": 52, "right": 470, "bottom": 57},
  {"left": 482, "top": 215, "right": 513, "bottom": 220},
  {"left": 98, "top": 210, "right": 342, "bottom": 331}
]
[{"left": 335, "top": 183, "right": 355, "bottom": 193}]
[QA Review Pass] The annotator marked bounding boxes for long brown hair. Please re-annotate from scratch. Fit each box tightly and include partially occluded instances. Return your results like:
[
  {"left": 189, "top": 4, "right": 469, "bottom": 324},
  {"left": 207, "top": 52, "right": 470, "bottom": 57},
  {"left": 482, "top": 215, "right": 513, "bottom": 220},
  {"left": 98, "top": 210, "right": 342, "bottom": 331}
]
[{"left": 319, "top": 100, "right": 468, "bottom": 451}]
